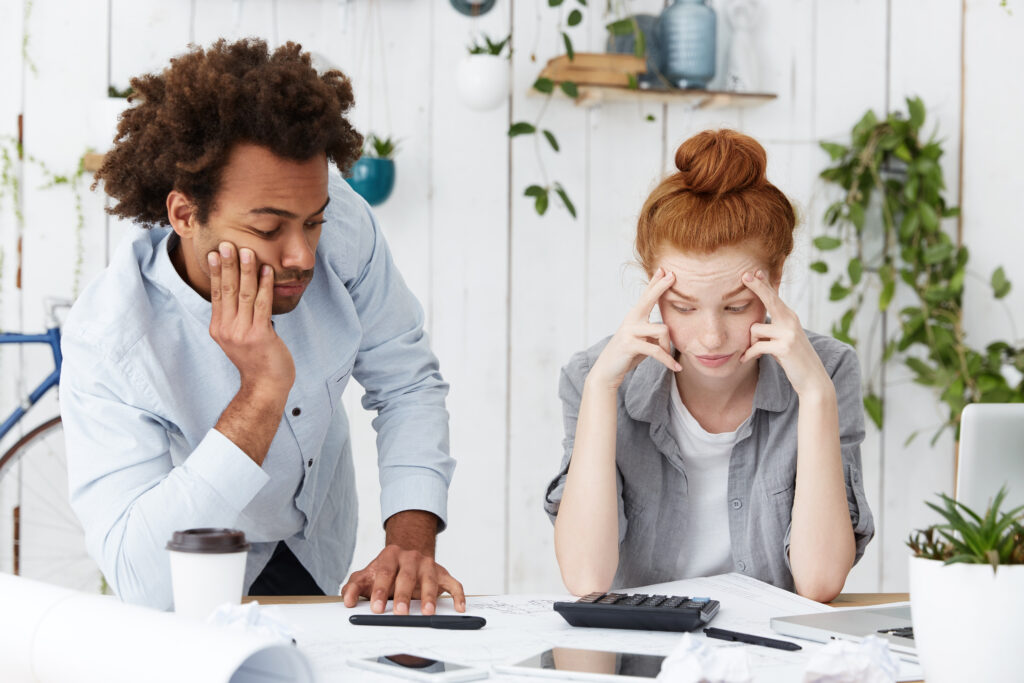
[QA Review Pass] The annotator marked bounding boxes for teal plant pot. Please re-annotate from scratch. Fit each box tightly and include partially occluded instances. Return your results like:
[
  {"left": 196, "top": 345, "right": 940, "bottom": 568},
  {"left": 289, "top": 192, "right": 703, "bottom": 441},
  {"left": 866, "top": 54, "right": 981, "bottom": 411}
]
[{"left": 345, "top": 158, "right": 395, "bottom": 206}]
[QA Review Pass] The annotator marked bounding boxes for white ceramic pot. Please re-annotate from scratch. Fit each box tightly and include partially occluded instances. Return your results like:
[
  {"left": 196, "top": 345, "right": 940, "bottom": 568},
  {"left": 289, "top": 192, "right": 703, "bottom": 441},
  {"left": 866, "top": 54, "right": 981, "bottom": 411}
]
[
  {"left": 456, "top": 54, "right": 509, "bottom": 111},
  {"left": 909, "top": 556, "right": 1024, "bottom": 683}
]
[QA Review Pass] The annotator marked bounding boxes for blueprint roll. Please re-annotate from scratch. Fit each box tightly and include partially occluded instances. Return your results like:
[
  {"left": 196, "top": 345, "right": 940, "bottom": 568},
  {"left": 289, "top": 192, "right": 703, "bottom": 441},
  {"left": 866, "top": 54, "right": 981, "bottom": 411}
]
[{"left": 0, "top": 573, "right": 312, "bottom": 683}]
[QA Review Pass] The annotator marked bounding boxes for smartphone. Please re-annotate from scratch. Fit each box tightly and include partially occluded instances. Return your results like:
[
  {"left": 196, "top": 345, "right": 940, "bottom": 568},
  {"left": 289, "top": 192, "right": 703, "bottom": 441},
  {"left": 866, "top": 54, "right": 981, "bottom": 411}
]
[
  {"left": 347, "top": 653, "right": 488, "bottom": 682},
  {"left": 493, "top": 647, "right": 665, "bottom": 681}
]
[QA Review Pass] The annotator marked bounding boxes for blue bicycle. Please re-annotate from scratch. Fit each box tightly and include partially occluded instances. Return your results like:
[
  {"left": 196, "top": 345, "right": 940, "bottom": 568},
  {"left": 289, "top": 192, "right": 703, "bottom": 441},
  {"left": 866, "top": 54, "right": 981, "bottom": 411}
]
[{"left": 0, "top": 298, "right": 103, "bottom": 591}]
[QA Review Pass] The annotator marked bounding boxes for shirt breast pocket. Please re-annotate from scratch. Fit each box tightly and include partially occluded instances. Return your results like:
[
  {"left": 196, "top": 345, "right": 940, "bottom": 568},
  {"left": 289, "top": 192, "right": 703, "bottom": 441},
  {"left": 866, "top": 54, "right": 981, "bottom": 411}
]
[{"left": 326, "top": 363, "right": 354, "bottom": 413}]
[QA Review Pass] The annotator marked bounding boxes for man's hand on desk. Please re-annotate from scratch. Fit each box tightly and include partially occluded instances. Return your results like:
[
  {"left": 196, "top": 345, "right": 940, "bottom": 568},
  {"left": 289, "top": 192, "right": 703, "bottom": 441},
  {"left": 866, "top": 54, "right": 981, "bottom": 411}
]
[{"left": 341, "top": 510, "right": 466, "bottom": 616}]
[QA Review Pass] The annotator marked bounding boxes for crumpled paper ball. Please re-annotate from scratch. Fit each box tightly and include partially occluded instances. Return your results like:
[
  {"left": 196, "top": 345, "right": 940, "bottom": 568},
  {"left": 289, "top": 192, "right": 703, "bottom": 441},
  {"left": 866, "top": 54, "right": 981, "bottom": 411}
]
[
  {"left": 657, "top": 632, "right": 753, "bottom": 683},
  {"left": 802, "top": 635, "right": 898, "bottom": 683},
  {"left": 207, "top": 600, "right": 297, "bottom": 644}
]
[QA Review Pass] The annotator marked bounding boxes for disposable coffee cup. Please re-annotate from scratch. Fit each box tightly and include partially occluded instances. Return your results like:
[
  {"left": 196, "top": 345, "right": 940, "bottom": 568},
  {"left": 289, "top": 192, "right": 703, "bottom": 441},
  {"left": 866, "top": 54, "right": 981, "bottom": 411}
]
[{"left": 166, "top": 528, "right": 250, "bottom": 620}]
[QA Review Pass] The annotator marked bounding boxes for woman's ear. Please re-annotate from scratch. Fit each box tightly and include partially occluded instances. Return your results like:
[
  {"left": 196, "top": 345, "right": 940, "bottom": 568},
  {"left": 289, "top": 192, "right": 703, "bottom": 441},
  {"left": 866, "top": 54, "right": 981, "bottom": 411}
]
[{"left": 166, "top": 190, "right": 198, "bottom": 238}]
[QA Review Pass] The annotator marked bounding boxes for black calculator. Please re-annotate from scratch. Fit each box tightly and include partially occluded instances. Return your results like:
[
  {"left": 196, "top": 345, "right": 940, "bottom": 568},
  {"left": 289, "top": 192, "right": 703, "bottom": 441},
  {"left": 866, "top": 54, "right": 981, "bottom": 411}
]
[{"left": 553, "top": 592, "right": 720, "bottom": 632}]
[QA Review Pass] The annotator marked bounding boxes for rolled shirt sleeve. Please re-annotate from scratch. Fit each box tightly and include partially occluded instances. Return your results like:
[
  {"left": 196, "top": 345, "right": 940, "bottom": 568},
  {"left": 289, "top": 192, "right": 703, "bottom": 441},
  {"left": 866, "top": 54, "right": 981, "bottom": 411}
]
[
  {"left": 342, "top": 205, "right": 453, "bottom": 531},
  {"left": 61, "top": 352, "right": 268, "bottom": 610},
  {"left": 545, "top": 347, "right": 629, "bottom": 544}
]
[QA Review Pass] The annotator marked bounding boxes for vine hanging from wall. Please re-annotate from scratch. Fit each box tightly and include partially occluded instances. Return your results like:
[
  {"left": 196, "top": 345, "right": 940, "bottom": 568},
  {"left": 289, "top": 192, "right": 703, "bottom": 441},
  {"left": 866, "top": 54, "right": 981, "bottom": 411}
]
[{"left": 813, "top": 97, "right": 1023, "bottom": 443}]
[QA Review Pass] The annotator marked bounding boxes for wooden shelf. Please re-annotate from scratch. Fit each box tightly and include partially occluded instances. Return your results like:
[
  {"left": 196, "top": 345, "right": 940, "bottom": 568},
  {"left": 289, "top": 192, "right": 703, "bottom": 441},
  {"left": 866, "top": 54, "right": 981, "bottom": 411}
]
[
  {"left": 82, "top": 152, "right": 105, "bottom": 173},
  {"left": 549, "top": 85, "right": 777, "bottom": 110}
]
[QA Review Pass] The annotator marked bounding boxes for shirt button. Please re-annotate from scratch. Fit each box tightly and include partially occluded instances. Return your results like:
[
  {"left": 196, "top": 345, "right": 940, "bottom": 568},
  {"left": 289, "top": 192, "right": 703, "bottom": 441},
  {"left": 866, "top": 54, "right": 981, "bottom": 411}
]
[
  {"left": 730, "top": 498, "right": 742, "bottom": 510},
  {"left": 292, "top": 407, "right": 301, "bottom": 417},
  {"left": 737, "top": 561, "right": 747, "bottom": 571},
  {"left": 307, "top": 458, "right": 313, "bottom": 467}
]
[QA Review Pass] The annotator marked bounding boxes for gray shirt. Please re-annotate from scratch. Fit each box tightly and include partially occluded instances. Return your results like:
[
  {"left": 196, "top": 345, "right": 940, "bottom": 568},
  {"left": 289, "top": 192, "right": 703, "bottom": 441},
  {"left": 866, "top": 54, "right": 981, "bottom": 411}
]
[{"left": 544, "top": 331, "right": 874, "bottom": 593}]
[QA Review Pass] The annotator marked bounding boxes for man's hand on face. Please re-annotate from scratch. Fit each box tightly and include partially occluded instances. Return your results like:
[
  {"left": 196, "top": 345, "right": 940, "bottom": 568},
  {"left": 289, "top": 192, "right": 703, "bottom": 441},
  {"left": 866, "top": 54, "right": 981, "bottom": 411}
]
[
  {"left": 207, "top": 242, "right": 296, "bottom": 396},
  {"left": 340, "top": 544, "right": 467, "bottom": 615}
]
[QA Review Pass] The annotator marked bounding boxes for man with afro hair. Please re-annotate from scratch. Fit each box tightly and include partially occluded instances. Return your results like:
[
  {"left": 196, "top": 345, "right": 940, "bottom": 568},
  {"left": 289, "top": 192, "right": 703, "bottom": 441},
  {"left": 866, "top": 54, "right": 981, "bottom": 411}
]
[{"left": 60, "top": 38, "right": 465, "bottom": 615}]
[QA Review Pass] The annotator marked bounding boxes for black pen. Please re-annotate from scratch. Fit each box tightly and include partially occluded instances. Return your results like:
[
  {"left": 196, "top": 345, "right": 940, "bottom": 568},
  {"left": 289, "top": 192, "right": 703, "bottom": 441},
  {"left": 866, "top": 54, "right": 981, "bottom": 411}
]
[
  {"left": 349, "top": 615, "right": 486, "bottom": 630},
  {"left": 703, "top": 627, "right": 801, "bottom": 651}
]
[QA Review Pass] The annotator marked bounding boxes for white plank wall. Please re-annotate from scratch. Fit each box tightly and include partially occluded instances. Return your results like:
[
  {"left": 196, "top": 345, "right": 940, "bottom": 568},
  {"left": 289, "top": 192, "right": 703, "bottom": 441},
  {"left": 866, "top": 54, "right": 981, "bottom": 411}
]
[{"left": 1, "top": 0, "right": 1021, "bottom": 596}]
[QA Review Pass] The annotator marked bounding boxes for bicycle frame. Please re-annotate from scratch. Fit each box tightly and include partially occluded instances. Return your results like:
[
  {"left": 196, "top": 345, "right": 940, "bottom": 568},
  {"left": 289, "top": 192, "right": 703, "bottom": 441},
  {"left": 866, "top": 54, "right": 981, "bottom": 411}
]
[{"left": 0, "top": 326, "right": 62, "bottom": 442}]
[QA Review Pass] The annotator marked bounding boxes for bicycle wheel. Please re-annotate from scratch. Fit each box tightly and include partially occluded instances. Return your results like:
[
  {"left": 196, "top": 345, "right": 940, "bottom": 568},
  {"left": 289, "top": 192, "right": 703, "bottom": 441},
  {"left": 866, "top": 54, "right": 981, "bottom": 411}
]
[{"left": 0, "top": 416, "right": 105, "bottom": 592}]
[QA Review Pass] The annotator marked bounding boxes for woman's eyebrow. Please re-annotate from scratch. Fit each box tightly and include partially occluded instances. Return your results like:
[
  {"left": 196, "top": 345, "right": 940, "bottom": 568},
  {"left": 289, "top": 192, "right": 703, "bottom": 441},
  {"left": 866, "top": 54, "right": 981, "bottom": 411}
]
[{"left": 668, "top": 283, "right": 749, "bottom": 302}]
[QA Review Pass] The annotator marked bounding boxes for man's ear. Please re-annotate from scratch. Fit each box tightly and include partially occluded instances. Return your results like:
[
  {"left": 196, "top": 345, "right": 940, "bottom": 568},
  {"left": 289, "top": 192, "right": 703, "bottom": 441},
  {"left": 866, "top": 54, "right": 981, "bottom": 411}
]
[{"left": 167, "top": 190, "right": 198, "bottom": 238}]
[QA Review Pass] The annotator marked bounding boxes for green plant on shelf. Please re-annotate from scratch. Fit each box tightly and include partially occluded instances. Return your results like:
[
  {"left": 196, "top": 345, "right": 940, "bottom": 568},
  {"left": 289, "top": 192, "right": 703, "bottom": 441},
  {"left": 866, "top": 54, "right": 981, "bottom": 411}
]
[
  {"left": 467, "top": 33, "right": 511, "bottom": 58},
  {"left": 363, "top": 134, "right": 399, "bottom": 161},
  {"left": 812, "top": 97, "right": 1023, "bottom": 440},
  {"left": 907, "top": 487, "right": 1024, "bottom": 571}
]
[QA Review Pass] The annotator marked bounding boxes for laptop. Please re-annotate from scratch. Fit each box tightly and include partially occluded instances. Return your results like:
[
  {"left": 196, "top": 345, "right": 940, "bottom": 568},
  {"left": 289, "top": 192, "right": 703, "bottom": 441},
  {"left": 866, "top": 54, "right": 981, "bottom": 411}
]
[
  {"left": 771, "top": 403, "right": 1024, "bottom": 658},
  {"left": 770, "top": 603, "right": 916, "bottom": 658}
]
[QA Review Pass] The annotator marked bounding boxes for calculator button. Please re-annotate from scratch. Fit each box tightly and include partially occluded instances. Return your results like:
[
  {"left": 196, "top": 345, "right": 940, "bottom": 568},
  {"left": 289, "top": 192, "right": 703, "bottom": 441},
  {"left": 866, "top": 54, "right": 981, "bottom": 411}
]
[
  {"left": 578, "top": 592, "right": 605, "bottom": 603},
  {"left": 597, "top": 593, "right": 627, "bottom": 605},
  {"left": 640, "top": 595, "right": 666, "bottom": 606}
]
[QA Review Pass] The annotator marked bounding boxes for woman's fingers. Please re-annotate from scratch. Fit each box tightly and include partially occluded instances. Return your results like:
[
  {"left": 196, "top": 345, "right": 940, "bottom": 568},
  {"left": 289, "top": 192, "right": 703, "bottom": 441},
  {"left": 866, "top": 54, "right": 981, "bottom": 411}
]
[
  {"left": 632, "top": 267, "right": 677, "bottom": 320},
  {"left": 634, "top": 338, "right": 681, "bottom": 372},
  {"left": 741, "top": 269, "right": 784, "bottom": 319},
  {"left": 740, "top": 339, "right": 781, "bottom": 364}
]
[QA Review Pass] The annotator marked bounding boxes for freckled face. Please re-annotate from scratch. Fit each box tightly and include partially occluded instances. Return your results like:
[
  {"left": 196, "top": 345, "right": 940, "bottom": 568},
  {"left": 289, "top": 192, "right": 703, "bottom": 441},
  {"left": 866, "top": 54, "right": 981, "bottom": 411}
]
[{"left": 654, "top": 243, "right": 773, "bottom": 379}]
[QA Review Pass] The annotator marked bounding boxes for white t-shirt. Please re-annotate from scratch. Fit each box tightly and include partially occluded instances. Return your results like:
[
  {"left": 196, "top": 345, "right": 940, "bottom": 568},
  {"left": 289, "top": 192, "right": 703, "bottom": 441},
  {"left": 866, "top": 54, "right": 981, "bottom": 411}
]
[{"left": 667, "top": 386, "right": 748, "bottom": 578}]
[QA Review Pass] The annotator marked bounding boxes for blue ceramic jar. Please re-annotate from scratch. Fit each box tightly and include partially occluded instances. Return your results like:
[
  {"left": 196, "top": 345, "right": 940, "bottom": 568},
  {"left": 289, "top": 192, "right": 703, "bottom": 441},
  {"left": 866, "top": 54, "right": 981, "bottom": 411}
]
[{"left": 658, "top": 0, "right": 717, "bottom": 90}]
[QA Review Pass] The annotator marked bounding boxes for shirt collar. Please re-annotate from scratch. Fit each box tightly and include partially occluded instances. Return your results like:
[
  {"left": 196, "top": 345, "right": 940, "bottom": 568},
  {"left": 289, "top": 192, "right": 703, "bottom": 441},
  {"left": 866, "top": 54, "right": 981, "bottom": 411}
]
[
  {"left": 624, "top": 353, "right": 793, "bottom": 426},
  {"left": 148, "top": 229, "right": 213, "bottom": 326}
]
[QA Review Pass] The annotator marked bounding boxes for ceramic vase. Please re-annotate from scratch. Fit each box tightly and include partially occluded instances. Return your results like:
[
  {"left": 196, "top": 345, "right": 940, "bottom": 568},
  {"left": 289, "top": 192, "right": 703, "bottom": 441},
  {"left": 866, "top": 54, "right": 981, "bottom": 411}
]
[
  {"left": 909, "top": 556, "right": 1024, "bottom": 683},
  {"left": 346, "top": 158, "right": 395, "bottom": 206},
  {"left": 658, "top": 0, "right": 717, "bottom": 89},
  {"left": 456, "top": 54, "right": 509, "bottom": 111}
]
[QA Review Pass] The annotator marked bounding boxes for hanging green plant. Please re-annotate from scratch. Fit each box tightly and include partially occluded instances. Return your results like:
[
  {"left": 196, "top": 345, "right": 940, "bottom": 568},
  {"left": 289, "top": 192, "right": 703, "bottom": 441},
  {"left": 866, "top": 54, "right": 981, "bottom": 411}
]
[{"left": 813, "top": 97, "right": 1023, "bottom": 442}]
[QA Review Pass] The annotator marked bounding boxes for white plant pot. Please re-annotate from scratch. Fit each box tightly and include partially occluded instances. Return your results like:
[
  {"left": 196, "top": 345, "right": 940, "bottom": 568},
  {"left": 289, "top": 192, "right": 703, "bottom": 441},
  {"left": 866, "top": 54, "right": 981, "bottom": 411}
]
[
  {"left": 456, "top": 54, "right": 509, "bottom": 111},
  {"left": 909, "top": 556, "right": 1024, "bottom": 683}
]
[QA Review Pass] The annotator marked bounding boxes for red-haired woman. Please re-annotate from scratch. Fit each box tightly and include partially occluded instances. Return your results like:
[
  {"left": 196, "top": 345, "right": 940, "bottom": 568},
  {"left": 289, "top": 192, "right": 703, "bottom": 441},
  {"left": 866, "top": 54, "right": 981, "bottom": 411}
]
[{"left": 544, "top": 129, "right": 874, "bottom": 602}]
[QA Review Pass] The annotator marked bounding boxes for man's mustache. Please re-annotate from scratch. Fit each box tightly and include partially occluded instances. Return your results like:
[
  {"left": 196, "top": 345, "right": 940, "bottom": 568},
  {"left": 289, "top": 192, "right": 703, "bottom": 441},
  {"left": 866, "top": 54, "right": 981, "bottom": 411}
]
[{"left": 274, "top": 268, "right": 314, "bottom": 284}]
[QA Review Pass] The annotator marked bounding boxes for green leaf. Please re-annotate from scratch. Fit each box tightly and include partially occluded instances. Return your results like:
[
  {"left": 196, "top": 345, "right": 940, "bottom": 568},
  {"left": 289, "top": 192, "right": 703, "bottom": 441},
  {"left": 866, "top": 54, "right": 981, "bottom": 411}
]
[
  {"left": 899, "top": 209, "right": 920, "bottom": 241},
  {"left": 848, "top": 257, "right": 863, "bottom": 285},
  {"left": 820, "top": 142, "right": 848, "bottom": 161},
  {"left": 894, "top": 143, "right": 913, "bottom": 163},
  {"left": 810, "top": 261, "right": 829, "bottom": 274},
  {"left": 554, "top": 183, "right": 577, "bottom": 218},
  {"left": 907, "top": 97, "right": 926, "bottom": 130},
  {"left": 829, "top": 281, "right": 852, "bottom": 301},
  {"left": 627, "top": 73, "right": 638, "bottom": 90},
  {"left": 864, "top": 393, "right": 883, "bottom": 429},
  {"left": 635, "top": 28, "right": 646, "bottom": 58},
  {"left": 548, "top": 0, "right": 564, "bottom": 6},
  {"left": 508, "top": 122, "right": 536, "bottom": 137},
  {"left": 645, "top": 114, "right": 656, "bottom": 122},
  {"left": 919, "top": 201, "right": 939, "bottom": 231},
  {"left": 879, "top": 265, "right": 896, "bottom": 311},
  {"left": 992, "top": 266, "right": 1012, "bottom": 299},
  {"left": 563, "top": 32, "right": 575, "bottom": 60},
  {"left": 906, "top": 357, "right": 937, "bottom": 385},
  {"left": 923, "top": 242, "right": 954, "bottom": 265},
  {"left": 536, "top": 190, "right": 549, "bottom": 215},
  {"left": 524, "top": 184, "right": 546, "bottom": 198},
  {"left": 543, "top": 129, "right": 560, "bottom": 152},
  {"left": 533, "top": 77, "right": 555, "bottom": 94},
  {"left": 605, "top": 18, "right": 635, "bottom": 36},
  {"left": 560, "top": 81, "right": 579, "bottom": 98},
  {"left": 567, "top": 9, "right": 583, "bottom": 26},
  {"left": 849, "top": 202, "right": 865, "bottom": 232},
  {"left": 813, "top": 236, "right": 843, "bottom": 251}
]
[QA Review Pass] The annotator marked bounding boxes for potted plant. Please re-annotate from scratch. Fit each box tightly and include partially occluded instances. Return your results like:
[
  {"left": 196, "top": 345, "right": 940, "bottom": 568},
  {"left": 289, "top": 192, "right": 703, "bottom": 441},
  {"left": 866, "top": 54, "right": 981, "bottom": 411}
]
[
  {"left": 456, "top": 33, "right": 511, "bottom": 111},
  {"left": 345, "top": 134, "right": 398, "bottom": 207},
  {"left": 907, "top": 487, "right": 1024, "bottom": 683}
]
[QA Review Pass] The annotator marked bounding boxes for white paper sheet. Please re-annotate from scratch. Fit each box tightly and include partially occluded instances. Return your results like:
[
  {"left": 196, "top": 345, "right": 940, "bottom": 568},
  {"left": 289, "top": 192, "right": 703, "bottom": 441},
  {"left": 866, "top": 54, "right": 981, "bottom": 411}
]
[
  {"left": 0, "top": 573, "right": 312, "bottom": 683},
  {"left": 274, "top": 574, "right": 922, "bottom": 682}
]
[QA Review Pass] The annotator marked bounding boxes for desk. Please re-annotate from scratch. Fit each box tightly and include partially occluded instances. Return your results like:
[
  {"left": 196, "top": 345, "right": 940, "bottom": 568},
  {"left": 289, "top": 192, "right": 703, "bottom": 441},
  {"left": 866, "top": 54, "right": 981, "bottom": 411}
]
[{"left": 245, "top": 591, "right": 921, "bottom": 682}]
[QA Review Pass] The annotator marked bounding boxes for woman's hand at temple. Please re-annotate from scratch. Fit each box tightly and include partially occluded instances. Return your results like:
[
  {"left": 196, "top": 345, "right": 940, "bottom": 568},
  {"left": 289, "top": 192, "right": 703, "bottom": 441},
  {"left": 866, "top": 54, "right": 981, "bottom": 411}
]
[{"left": 588, "top": 267, "right": 682, "bottom": 392}]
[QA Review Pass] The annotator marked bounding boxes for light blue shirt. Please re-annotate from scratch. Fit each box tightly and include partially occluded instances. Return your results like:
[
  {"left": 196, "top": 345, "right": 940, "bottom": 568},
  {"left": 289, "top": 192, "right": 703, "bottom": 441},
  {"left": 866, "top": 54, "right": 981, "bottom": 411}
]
[{"left": 60, "top": 175, "right": 452, "bottom": 610}]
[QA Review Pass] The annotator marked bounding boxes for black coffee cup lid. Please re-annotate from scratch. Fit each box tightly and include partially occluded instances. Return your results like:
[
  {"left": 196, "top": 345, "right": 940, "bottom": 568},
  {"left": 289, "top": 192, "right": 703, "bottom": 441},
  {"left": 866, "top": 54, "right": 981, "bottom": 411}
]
[{"left": 166, "top": 528, "right": 251, "bottom": 554}]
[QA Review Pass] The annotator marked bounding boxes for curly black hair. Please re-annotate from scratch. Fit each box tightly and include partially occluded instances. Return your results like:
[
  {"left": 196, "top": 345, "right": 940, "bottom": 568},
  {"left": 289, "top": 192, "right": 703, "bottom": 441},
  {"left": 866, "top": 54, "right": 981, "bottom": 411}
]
[{"left": 94, "top": 38, "right": 363, "bottom": 226}]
